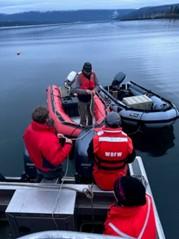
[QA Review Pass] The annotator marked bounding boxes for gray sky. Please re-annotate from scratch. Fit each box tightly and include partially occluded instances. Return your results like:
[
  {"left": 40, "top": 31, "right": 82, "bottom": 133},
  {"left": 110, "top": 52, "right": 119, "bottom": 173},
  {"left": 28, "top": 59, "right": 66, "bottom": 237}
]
[{"left": 0, "top": 0, "right": 178, "bottom": 14}]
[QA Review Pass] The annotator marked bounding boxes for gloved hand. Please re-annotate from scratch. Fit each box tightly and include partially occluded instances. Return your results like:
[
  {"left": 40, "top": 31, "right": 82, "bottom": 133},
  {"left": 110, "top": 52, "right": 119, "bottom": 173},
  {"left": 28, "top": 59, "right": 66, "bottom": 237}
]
[
  {"left": 86, "top": 89, "right": 95, "bottom": 95},
  {"left": 57, "top": 134, "right": 72, "bottom": 145}
]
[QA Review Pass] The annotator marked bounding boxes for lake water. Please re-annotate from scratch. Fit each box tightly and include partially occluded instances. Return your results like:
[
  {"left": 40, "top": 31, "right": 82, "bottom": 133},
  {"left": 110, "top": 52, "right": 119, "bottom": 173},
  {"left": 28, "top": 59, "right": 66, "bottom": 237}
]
[{"left": 0, "top": 20, "right": 179, "bottom": 238}]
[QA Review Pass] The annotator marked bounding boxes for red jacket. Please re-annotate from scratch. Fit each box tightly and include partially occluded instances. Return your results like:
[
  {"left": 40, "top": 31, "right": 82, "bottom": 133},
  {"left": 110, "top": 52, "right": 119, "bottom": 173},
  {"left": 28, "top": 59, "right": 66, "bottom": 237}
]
[
  {"left": 23, "top": 121, "right": 72, "bottom": 172},
  {"left": 104, "top": 194, "right": 156, "bottom": 239},
  {"left": 79, "top": 72, "right": 96, "bottom": 90},
  {"left": 93, "top": 126, "right": 134, "bottom": 190}
]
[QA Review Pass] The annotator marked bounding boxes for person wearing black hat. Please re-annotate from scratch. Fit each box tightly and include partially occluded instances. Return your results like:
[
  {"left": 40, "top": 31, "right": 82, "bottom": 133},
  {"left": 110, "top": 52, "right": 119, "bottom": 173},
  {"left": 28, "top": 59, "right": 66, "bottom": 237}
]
[
  {"left": 104, "top": 176, "right": 156, "bottom": 238},
  {"left": 71, "top": 62, "right": 98, "bottom": 126},
  {"left": 87, "top": 112, "right": 136, "bottom": 190}
]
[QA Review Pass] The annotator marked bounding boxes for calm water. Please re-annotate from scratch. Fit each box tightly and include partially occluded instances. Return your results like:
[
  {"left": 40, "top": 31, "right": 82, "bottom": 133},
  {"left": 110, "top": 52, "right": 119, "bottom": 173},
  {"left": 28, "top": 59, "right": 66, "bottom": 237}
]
[{"left": 1, "top": 20, "right": 179, "bottom": 238}]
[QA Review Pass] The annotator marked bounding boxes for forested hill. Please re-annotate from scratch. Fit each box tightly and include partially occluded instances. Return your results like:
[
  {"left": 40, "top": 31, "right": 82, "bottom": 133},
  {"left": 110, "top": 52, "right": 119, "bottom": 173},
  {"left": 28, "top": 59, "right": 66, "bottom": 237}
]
[
  {"left": 0, "top": 9, "right": 132, "bottom": 27},
  {"left": 119, "top": 3, "right": 179, "bottom": 21},
  {"left": 1, "top": 4, "right": 179, "bottom": 27}
]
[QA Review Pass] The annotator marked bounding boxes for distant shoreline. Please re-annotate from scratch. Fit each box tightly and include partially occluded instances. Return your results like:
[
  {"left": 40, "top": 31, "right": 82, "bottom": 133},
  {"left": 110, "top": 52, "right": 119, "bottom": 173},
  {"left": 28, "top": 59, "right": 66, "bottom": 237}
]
[
  {"left": 1, "top": 4, "right": 179, "bottom": 27},
  {"left": 1, "top": 18, "right": 179, "bottom": 29}
]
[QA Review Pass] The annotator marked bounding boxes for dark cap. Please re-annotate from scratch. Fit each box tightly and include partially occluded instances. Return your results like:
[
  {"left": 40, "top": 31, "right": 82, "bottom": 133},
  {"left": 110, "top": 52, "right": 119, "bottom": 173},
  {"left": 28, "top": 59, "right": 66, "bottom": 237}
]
[
  {"left": 114, "top": 176, "right": 146, "bottom": 206},
  {"left": 82, "top": 62, "right": 92, "bottom": 73},
  {"left": 105, "top": 112, "right": 121, "bottom": 127}
]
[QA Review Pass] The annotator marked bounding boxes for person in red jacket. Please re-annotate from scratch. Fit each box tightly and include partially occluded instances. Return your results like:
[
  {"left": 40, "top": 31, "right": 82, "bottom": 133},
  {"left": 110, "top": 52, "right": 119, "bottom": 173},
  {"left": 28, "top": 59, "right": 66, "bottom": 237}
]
[
  {"left": 104, "top": 176, "right": 157, "bottom": 239},
  {"left": 71, "top": 62, "right": 98, "bottom": 126},
  {"left": 23, "top": 106, "right": 72, "bottom": 179},
  {"left": 88, "top": 111, "right": 136, "bottom": 190}
]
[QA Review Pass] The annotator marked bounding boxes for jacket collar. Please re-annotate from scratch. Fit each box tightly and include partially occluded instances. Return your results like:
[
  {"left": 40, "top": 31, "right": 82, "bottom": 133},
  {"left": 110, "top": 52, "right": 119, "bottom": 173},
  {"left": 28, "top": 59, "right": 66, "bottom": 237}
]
[{"left": 31, "top": 121, "right": 55, "bottom": 132}]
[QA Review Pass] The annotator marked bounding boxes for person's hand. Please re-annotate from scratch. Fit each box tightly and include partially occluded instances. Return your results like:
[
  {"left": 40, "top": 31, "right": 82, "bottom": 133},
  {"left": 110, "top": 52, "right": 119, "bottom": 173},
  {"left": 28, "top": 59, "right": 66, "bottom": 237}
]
[
  {"left": 57, "top": 133, "right": 65, "bottom": 145},
  {"left": 57, "top": 133, "right": 64, "bottom": 138},
  {"left": 57, "top": 134, "right": 72, "bottom": 145},
  {"left": 65, "top": 138, "right": 72, "bottom": 144},
  {"left": 86, "top": 89, "right": 95, "bottom": 95},
  {"left": 86, "top": 89, "right": 91, "bottom": 94},
  {"left": 91, "top": 89, "right": 96, "bottom": 95}
]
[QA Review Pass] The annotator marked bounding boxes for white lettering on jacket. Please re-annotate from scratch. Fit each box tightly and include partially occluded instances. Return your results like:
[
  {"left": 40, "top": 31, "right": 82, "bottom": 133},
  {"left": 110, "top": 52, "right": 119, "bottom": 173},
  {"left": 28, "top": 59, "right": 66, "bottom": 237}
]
[
  {"left": 105, "top": 152, "right": 122, "bottom": 157},
  {"left": 99, "top": 137, "right": 128, "bottom": 142}
]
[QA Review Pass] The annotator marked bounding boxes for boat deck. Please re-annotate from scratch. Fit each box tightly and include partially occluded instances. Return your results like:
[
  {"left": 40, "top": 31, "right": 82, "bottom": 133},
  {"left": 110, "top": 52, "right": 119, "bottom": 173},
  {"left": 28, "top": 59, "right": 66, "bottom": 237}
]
[{"left": 0, "top": 157, "right": 165, "bottom": 239}]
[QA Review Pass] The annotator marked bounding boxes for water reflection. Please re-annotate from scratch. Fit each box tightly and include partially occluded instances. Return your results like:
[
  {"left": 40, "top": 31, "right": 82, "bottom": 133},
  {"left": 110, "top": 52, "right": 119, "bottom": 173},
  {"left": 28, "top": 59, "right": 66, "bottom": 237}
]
[{"left": 128, "top": 126, "right": 175, "bottom": 157}]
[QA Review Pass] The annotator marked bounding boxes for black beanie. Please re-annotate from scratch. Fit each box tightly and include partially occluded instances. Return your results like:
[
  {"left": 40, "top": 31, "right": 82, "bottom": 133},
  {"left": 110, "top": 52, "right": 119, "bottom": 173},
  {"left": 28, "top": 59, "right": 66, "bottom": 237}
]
[{"left": 114, "top": 176, "right": 146, "bottom": 206}]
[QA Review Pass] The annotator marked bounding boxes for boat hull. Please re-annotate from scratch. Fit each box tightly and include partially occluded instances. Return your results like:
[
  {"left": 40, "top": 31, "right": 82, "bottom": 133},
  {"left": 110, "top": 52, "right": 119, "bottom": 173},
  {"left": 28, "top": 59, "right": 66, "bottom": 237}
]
[{"left": 120, "top": 107, "right": 178, "bottom": 128}]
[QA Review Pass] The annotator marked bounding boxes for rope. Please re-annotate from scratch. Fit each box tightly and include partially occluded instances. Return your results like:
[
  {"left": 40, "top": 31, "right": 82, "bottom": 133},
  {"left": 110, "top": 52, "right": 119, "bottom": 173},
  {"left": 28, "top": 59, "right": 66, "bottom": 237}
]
[
  {"left": 51, "top": 156, "right": 70, "bottom": 229},
  {"left": 89, "top": 93, "right": 94, "bottom": 126}
]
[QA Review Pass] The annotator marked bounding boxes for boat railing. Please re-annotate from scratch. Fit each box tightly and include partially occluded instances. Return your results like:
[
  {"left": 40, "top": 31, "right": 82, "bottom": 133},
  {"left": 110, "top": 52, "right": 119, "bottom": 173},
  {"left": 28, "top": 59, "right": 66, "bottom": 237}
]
[{"left": 129, "top": 156, "right": 166, "bottom": 239}]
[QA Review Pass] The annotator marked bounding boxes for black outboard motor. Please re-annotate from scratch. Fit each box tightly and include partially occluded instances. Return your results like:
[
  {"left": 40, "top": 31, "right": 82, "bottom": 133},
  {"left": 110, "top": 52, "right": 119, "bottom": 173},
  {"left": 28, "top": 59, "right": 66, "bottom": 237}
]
[
  {"left": 74, "top": 129, "right": 95, "bottom": 183},
  {"left": 111, "top": 72, "right": 131, "bottom": 100},
  {"left": 111, "top": 72, "right": 126, "bottom": 89}
]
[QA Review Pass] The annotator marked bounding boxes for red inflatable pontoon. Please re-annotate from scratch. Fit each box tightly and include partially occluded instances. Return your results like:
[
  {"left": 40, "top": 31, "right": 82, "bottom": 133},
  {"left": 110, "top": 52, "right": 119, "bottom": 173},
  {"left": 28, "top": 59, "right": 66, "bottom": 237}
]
[{"left": 47, "top": 85, "right": 106, "bottom": 138}]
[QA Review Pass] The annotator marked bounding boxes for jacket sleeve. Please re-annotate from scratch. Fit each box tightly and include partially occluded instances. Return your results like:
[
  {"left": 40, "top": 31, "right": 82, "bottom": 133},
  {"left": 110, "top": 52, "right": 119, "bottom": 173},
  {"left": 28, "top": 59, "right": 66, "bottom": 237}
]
[
  {"left": 104, "top": 222, "right": 116, "bottom": 236},
  {"left": 125, "top": 137, "right": 136, "bottom": 164},
  {"left": 103, "top": 207, "right": 117, "bottom": 236},
  {"left": 41, "top": 135, "right": 72, "bottom": 167}
]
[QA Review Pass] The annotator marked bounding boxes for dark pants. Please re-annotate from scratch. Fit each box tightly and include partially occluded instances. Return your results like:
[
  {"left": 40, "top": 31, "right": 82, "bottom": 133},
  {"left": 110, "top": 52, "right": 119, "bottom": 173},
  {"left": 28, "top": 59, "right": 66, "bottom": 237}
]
[{"left": 78, "top": 99, "right": 94, "bottom": 126}]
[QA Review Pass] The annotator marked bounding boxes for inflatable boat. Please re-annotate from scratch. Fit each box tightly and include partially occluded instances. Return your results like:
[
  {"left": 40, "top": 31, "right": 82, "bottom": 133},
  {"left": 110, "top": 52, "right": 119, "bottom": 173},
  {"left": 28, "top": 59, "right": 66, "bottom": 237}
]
[
  {"left": 97, "top": 72, "right": 179, "bottom": 128},
  {"left": 47, "top": 84, "right": 106, "bottom": 138}
]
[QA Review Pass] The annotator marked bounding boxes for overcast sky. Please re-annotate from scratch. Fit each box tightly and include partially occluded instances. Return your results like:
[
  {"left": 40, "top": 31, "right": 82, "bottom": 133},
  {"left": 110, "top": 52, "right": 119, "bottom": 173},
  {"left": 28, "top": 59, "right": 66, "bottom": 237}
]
[{"left": 0, "top": 0, "right": 178, "bottom": 14}]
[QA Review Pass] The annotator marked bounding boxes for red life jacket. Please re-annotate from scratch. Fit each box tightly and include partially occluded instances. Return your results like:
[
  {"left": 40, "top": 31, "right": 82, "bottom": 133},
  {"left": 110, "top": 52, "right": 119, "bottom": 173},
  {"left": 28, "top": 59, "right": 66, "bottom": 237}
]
[
  {"left": 79, "top": 72, "right": 96, "bottom": 90},
  {"left": 92, "top": 126, "right": 134, "bottom": 190},
  {"left": 104, "top": 194, "right": 156, "bottom": 239}
]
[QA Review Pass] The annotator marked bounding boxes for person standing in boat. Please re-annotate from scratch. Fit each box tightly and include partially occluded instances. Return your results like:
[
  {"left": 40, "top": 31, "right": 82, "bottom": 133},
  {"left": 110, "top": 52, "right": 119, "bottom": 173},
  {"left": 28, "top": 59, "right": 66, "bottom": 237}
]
[
  {"left": 71, "top": 62, "right": 99, "bottom": 126},
  {"left": 23, "top": 106, "right": 72, "bottom": 180},
  {"left": 104, "top": 176, "right": 156, "bottom": 239},
  {"left": 88, "top": 112, "right": 136, "bottom": 190}
]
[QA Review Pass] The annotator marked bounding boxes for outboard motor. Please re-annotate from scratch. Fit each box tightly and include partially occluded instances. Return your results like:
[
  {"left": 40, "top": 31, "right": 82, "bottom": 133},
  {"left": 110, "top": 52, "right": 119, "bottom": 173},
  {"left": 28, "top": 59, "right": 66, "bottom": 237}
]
[
  {"left": 64, "top": 71, "right": 77, "bottom": 89},
  {"left": 73, "top": 129, "right": 95, "bottom": 183},
  {"left": 111, "top": 72, "right": 130, "bottom": 100},
  {"left": 111, "top": 72, "right": 126, "bottom": 89}
]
